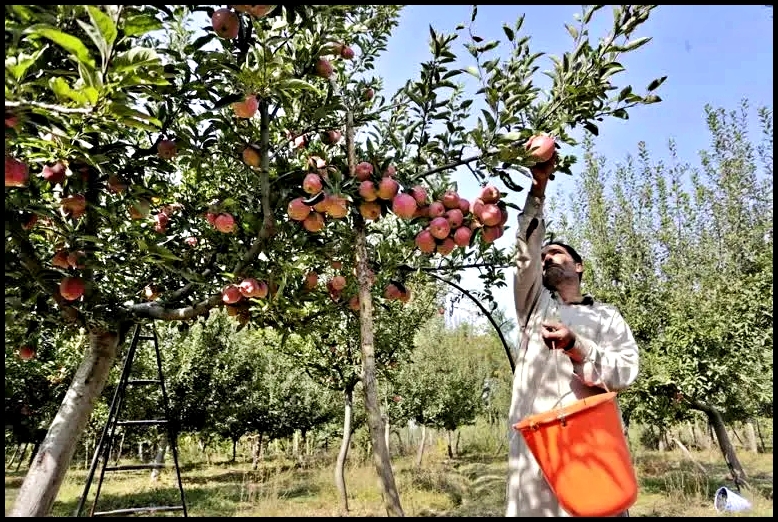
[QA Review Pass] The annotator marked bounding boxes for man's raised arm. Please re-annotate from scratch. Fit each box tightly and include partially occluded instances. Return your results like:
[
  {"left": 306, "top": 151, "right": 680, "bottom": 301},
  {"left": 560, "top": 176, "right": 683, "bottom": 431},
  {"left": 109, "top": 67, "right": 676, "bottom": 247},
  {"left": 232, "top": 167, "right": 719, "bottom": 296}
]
[{"left": 513, "top": 163, "right": 552, "bottom": 327}]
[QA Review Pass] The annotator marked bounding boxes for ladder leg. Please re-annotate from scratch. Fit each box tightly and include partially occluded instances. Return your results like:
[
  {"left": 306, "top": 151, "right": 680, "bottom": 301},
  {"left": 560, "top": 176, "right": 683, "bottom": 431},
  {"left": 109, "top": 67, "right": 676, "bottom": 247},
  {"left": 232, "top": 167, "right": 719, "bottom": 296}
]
[
  {"left": 152, "top": 325, "right": 189, "bottom": 517},
  {"left": 74, "top": 324, "right": 141, "bottom": 517}
]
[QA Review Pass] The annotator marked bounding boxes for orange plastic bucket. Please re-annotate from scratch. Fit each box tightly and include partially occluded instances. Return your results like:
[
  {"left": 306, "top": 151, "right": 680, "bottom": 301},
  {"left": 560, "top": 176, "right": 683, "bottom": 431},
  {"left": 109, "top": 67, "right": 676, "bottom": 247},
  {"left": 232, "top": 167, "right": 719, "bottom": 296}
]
[{"left": 513, "top": 392, "right": 637, "bottom": 517}]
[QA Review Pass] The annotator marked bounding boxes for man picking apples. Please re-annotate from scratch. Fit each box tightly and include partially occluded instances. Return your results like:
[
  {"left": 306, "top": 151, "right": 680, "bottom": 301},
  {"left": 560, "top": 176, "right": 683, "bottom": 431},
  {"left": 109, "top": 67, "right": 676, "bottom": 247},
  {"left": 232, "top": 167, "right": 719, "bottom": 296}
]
[{"left": 506, "top": 139, "right": 640, "bottom": 517}]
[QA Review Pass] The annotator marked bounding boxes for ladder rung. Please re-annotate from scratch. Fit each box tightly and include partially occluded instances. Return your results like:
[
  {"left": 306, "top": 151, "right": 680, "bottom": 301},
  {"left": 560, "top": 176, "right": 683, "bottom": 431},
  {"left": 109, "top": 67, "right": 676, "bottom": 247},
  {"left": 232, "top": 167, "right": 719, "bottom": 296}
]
[
  {"left": 127, "top": 379, "right": 160, "bottom": 385},
  {"left": 103, "top": 463, "right": 166, "bottom": 471},
  {"left": 137, "top": 335, "right": 156, "bottom": 341},
  {"left": 115, "top": 419, "right": 168, "bottom": 427},
  {"left": 93, "top": 505, "right": 184, "bottom": 517}
]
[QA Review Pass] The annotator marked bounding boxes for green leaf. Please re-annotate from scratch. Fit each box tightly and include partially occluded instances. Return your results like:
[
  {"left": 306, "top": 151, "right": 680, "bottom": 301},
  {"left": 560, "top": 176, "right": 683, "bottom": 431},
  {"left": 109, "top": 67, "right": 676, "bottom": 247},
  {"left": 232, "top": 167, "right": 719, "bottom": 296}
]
[
  {"left": 502, "top": 25, "right": 514, "bottom": 42},
  {"left": 122, "top": 13, "right": 163, "bottom": 37},
  {"left": 584, "top": 121, "right": 599, "bottom": 136},
  {"left": 646, "top": 75, "right": 667, "bottom": 92},
  {"left": 470, "top": 5, "right": 478, "bottom": 22},
  {"left": 643, "top": 94, "right": 662, "bottom": 104},
  {"left": 618, "top": 85, "right": 632, "bottom": 102},
  {"left": 87, "top": 6, "right": 118, "bottom": 48},
  {"left": 49, "top": 77, "right": 89, "bottom": 105},
  {"left": 111, "top": 47, "right": 161, "bottom": 73},
  {"left": 464, "top": 66, "right": 480, "bottom": 79},
  {"left": 619, "top": 36, "right": 652, "bottom": 52},
  {"left": 6, "top": 48, "right": 45, "bottom": 81},
  {"left": 583, "top": 5, "right": 605, "bottom": 24},
  {"left": 109, "top": 103, "right": 162, "bottom": 128},
  {"left": 26, "top": 26, "right": 94, "bottom": 66},
  {"left": 565, "top": 24, "right": 579, "bottom": 40},
  {"left": 612, "top": 108, "right": 629, "bottom": 119},
  {"left": 277, "top": 78, "right": 320, "bottom": 94},
  {"left": 78, "top": 62, "right": 102, "bottom": 90}
]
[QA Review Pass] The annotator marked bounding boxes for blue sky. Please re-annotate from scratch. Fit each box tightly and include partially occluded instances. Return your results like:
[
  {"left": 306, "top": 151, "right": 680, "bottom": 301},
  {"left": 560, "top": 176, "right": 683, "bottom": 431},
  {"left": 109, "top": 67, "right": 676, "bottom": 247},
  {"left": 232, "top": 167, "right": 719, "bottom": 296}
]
[{"left": 368, "top": 5, "right": 773, "bottom": 328}]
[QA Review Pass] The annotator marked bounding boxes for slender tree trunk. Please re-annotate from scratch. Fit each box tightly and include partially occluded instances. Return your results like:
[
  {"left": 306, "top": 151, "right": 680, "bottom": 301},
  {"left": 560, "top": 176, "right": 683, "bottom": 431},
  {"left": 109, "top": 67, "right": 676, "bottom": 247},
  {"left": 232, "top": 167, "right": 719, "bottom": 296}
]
[
  {"left": 114, "top": 431, "right": 125, "bottom": 465},
  {"left": 232, "top": 438, "right": 237, "bottom": 463},
  {"left": 455, "top": 430, "right": 461, "bottom": 457},
  {"left": 394, "top": 431, "right": 404, "bottom": 456},
  {"left": 15, "top": 444, "right": 28, "bottom": 472},
  {"left": 384, "top": 414, "right": 391, "bottom": 458},
  {"left": 335, "top": 387, "right": 354, "bottom": 515},
  {"left": 252, "top": 433, "right": 263, "bottom": 470},
  {"left": 7, "top": 444, "right": 22, "bottom": 469},
  {"left": 446, "top": 430, "right": 454, "bottom": 459},
  {"left": 10, "top": 330, "right": 122, "bottom": 517},
  {"left": 348, "top": 110, "right": 403, "bottom": 517},
  {"left": 754, "top": 418, "right": 766, "bottom": 454},
  {"left": 743, "top": 419, "right": 758, "bottom": 453},
  {"left": 415, "top": 425, "right": 427, "bottom": 468},
  {"left": 150, "top": 433, "right": 168, "bottom": 482},
  {"left": 691, "top": 399, "right": 748, "bottom": 486}
]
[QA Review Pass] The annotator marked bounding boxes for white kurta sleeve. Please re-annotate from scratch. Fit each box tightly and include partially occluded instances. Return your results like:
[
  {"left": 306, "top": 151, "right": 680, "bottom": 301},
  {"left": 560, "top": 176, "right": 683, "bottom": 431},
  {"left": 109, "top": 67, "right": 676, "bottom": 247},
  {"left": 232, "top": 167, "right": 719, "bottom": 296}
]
[
  {"left": 513, "top": 194, "right": 545, "bottom": 328},
  {"left": 571, "top": 307, "right": 640, "bottom": 392}
]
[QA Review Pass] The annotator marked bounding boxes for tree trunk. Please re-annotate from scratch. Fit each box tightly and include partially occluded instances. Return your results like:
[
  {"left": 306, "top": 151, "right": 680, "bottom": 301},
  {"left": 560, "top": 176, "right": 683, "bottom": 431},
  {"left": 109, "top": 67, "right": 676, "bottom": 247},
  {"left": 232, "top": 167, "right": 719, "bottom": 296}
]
[
  {"left": 742, "top": 419, "right": 758, "bottom": 453},
  {"left": 293, "top": 430, "right": 300, "bottom": 457},
  {"left": 346, "top": 108, "right": 403, "bottom": 516},
  {"left": 692, "top": 419, "right": 712, "bottom": 449},
  {"left": 394, "top": 431, "right": 404, "bottom": 456},
  {"left": 113, "top": 431, "right": 125, "bottom": 465},
  {"left": 15, "top": 444, "right": 28, "bottom": 472},
  {"left": 690, "top": 399, "right": 749, "bottom": 487},
  {"left": 7, "top": 444, "right": 22, "bottom": 470},
  {"left": 415, "top": 425, "right": 427, "bottom": 468},
  {"left": 355, "top": 219, "right": 404, "bottom": 517},
  {"left": 150, "top": 433, "right": 168, "bottom": 482},
  {"left": 231, "top": 438, "right": 237, "bottom": 463},
  {"left": 335, "top": 387, "right": 354, "bottom": 515},
  {"left": 10, "top": 329, "right": 122, "bottom": 517},
  {"left": 446, "top": 430, "right": 454, "bottom": 459},
  {"left": 753, "top": 418, "right": 766, "bottom": 453},
  {"left": 252, "top": 433, "right": 263, "bottom": 470},
  {"left": 384, "top": 414, "right": 391, "bottom": 458},
  {"left": 455, "top": 430, "right": 461, "bottom": 457}
]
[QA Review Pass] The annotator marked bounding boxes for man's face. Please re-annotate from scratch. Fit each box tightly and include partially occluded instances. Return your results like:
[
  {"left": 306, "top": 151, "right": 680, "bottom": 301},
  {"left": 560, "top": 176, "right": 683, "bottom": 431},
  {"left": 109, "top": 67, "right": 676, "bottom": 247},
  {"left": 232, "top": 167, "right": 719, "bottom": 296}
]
[{"left": 541, "top": 244, "right": 583, "bottom": 290}]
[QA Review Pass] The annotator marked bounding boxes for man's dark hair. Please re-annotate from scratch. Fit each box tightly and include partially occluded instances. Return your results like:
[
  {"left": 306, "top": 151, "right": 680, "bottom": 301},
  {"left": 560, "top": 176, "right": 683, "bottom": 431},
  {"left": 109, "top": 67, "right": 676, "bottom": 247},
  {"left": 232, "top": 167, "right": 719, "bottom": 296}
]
[{"left": 542, "top": 241, "right": 583, "bottom": 281}]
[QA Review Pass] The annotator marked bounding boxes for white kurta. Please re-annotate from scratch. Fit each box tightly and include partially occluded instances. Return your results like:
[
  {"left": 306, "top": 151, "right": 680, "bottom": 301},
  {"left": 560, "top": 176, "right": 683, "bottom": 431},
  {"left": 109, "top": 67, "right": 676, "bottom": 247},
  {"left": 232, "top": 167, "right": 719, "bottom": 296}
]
[{"left": 506, "top": 194, "right": 640, "bottom": 517}]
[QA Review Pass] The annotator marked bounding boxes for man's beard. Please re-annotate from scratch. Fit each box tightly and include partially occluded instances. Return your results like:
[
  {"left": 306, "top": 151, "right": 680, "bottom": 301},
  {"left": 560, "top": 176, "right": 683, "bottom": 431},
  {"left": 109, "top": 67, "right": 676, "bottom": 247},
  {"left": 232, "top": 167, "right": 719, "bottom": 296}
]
[{"left": 542, "top": 264, "right": 566, "bottom": 290}]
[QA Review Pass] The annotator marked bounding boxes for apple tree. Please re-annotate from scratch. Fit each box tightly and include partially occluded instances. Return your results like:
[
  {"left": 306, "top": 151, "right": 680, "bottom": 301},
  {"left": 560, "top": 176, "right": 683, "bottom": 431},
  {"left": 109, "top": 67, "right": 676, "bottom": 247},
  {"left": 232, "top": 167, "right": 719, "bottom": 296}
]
[{"left": 6, "top": 4, "right": 665, "bottom": 516}]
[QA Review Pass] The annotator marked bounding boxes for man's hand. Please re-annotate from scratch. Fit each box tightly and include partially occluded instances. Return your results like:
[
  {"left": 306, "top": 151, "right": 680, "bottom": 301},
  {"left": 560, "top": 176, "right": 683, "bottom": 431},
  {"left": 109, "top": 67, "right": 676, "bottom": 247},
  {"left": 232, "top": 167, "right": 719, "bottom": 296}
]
[
  {"left": 528, "top": 152, "right": 557, "bottom": 197},
  {"left": 541, "top": 320, "right": 575, "bottom": 351}
]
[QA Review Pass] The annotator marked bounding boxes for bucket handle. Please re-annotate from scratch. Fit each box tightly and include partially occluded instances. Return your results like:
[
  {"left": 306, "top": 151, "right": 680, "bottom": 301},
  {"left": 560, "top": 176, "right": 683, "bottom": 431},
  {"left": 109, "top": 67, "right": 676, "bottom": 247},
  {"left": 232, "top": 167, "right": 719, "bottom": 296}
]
[{"left": 548, "top": 296, "right": 610, "bottom": 426}]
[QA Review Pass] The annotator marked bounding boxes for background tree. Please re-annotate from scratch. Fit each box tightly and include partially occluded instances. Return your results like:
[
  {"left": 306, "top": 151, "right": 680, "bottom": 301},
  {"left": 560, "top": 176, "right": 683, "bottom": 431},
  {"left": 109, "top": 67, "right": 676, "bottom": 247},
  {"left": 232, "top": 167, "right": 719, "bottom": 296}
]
[{"left": 554, "top": 100, "right": 773, "bottom": 486}]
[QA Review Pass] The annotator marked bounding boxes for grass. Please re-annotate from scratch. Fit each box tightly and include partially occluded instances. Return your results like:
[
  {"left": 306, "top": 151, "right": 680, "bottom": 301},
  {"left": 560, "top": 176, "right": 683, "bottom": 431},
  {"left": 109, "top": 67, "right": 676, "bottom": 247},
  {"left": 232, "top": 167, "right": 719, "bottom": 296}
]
[{"left": 4, "top": 444, "right": 773, "bottom": 517}]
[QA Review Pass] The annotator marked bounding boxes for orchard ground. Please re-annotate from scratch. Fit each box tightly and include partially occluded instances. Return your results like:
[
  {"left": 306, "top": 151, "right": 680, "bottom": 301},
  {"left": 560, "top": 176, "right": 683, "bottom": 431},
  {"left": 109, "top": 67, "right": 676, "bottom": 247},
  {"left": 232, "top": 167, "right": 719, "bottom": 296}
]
[{"left": 5, "top": 422, "right": 772, "bottom": 517}]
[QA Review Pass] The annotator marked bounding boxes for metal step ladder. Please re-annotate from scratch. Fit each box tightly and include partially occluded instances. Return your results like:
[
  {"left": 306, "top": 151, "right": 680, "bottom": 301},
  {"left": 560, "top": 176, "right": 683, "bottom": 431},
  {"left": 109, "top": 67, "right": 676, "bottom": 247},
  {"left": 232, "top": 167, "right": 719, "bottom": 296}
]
[{"left": 74, "top": 323, "right": 188, "bottom": 517}]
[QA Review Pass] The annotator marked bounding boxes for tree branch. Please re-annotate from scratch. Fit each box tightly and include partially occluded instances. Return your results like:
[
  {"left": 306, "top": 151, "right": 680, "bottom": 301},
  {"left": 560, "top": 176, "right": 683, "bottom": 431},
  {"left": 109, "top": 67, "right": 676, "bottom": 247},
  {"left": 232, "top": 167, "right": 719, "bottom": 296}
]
[
  {"left": 128, "top": 98, "right": 277, "bottom": 321},
  {"left": 400, "top": 262, "right": 512, "bottom": 273},
  {"left": 423, "top": 271, "right": 515, "bottom": 373},
  {"left": 5, "top": 100, "right": 93, "bottom": 115},
  {"left": 128, "top": 294, "right": 223, "bottom": 321}
]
